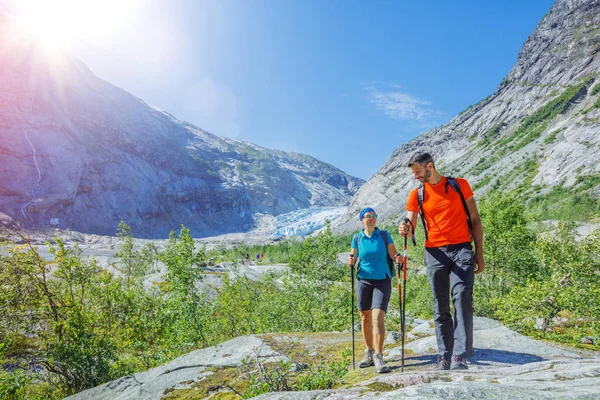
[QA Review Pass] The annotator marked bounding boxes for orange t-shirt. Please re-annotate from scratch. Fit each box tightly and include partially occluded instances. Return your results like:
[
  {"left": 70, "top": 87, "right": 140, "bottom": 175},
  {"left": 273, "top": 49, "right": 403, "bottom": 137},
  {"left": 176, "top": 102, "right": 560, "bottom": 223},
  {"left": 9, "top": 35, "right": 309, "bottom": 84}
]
[{"left": 406, "top": 177, "right": 473, "bottom": 248}]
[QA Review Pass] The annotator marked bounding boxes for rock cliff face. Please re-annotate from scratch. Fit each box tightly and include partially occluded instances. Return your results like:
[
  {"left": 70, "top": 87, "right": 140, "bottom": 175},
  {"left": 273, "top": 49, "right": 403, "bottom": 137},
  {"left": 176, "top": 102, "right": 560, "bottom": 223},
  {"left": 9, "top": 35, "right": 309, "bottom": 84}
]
[
  {"left": 0, "top": 17, "right": 363, "bottom": 238},
  {"left": 333, "top": 0, "right": 600, "bottom": 232}
]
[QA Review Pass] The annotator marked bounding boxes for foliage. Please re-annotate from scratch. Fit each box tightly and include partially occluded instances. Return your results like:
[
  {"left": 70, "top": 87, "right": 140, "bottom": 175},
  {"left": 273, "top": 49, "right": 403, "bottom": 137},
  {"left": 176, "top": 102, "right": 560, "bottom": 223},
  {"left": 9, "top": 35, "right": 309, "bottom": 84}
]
[
  {"left": 289, "top": 221, "right": 345, "bottom": 282},
  {"left": 205, "top": 238, "right": 304, "bottom": 266},
  {"left": 3, "top": 194, "right": 600, "bottom": 399},
  {"left": 0, "top": 369, "right": 32, "bottom": 399},
  {"left": 476, "top": 122, "right": 504, "bottom": 148},
  {"left": 242, "top": 348, "right": 351, "bottom": 398},
  {"left": 475, "top": 193, "right": 540, "bottom": 317},
  {"left": 495, "top": 224, "right": 600, "bottom": 345},
  {"left": 0, "top": 238, "right": 126, "bottom": 393},
  {"left": 161, "top": 226, "right": 212, "bottom": 349},
  {"left": 527, "top": 181, "right": 600, "bottom": 221},
  {"left": 470, "top": 158, "right": 493, "bottom": 176},
  {"left": 403, "top": 273, "right": 434, "bottom": 320},
  {"left": 116, "top": 221, "right": 159, "bottom": 286},
  {"left": 472, "top": 175, "right": 492, "bottom": 191},
  {"left": 543, "top": 129, "right": 560, "bottom": 144}
]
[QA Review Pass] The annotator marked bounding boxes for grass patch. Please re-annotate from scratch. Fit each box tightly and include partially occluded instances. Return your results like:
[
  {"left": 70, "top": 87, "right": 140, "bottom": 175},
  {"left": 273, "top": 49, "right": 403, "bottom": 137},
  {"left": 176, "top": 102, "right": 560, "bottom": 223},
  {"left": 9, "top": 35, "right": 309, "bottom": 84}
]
[
  {"left": 366, "top": 382, "right": 395, "bottom": 392},
  {"left": 575, "top": 174, "right": 600, "bottom": 190},
  {"left": 162, "top": 367, "right": 246, "bottom": 400},
  {"left": 527, "top": 182, "right": 600, "bottom": 221},
  {"left": 473, "top": 175, "right": 493, "bottom": 191},
  {"left": 471, "top": 158, "right": 493, "bottom": 176},
  {"left": 543, "top": 129, "right": 561, "bottom": 144},
  {"left": 476, "top": 122, "right": 504, "bottom": 148},
  {"left": 151, "top": 281, "right": 172, "bottom": 292}
]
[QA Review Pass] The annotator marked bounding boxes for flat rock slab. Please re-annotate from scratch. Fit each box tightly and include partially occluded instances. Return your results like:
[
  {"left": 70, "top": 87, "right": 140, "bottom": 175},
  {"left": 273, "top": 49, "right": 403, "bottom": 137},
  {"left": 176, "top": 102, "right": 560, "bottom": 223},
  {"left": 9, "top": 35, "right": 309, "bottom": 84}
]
[
  {"left": 387, "top": 317, "right": 581, "bottom": 369},
  {"left": 65, "top": 336, "right": 285, "bottom": 400},
  {"left": 253, "top": 358, "right": 600, "bottom": 400}
]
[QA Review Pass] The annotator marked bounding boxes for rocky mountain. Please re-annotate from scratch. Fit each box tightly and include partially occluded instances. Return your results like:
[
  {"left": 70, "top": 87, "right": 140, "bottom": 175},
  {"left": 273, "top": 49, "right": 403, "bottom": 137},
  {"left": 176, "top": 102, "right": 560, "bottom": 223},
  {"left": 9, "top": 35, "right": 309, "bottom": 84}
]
[
  {"left": 0, "top": 17, "right": 363, "bottom": 238},
  {"left": 333, "top": 0, "right": 600, "bottom": 232}
]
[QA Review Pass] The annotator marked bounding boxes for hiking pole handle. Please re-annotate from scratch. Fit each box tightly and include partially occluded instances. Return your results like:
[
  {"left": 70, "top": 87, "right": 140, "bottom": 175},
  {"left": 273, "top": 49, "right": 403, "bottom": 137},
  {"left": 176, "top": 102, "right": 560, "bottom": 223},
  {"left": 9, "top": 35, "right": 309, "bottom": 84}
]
[{"left": 404, "top": 217, "right": 417, "bottom": 246}]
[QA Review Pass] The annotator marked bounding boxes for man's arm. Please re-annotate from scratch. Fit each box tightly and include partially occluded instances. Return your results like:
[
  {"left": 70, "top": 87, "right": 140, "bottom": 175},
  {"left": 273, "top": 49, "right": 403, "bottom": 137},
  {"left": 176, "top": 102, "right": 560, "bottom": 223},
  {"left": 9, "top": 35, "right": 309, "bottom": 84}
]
[{"left": 466, "top": 197, "right": 485, "bottom": 274}]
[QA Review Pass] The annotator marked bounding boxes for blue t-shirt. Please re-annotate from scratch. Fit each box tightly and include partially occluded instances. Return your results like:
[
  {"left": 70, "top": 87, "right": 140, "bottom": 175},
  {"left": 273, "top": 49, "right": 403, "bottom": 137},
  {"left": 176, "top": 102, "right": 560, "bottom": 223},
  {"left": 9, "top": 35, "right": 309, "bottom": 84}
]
[{"left": 351, "top": 228, "right": 393, "bottom": 280}]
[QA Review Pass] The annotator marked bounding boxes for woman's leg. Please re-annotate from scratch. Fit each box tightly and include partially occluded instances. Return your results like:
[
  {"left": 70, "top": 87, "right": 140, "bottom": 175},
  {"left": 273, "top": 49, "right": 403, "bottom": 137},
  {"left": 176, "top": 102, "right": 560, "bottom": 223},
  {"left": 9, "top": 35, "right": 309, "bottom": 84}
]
[
  {"left": 360, "top": 310, "right": 373, "bottom": 350},
  {"left": 372, "top": 308, "right": 386, "bottom": 354}
]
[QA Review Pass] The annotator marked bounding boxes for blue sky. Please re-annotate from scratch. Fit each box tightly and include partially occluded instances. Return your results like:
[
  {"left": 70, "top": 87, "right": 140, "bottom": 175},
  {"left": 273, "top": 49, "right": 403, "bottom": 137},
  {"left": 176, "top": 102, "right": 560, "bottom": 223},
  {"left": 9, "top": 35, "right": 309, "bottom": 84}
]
[{"left": 2, "top": 0, "right": 555, "bottom": 180}]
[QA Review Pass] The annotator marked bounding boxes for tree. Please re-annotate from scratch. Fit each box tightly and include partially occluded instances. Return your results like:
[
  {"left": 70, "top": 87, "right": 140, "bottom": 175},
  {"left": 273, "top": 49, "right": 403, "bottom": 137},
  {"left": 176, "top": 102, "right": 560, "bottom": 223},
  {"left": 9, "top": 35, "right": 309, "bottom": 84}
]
[{"left": 160, "top": 226, "right": 211, "bottom": 348}]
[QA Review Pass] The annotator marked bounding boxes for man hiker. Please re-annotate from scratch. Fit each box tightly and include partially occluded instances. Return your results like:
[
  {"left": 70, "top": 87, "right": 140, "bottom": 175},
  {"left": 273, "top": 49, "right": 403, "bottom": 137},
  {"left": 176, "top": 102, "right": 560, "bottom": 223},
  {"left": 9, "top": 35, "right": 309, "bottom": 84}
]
[
  {"left": 398, "top": 151, "right": 485, "bottom": 370},
  {"left": 347, "top": 207, "right": 403, "bottom": 373}
]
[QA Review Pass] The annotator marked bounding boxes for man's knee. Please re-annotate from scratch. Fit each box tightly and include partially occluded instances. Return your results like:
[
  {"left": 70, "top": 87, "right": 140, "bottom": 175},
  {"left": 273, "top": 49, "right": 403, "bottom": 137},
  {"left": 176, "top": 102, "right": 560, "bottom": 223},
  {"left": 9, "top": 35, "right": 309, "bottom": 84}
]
[{"left": 452, "top": 284, "right": 473, "bottom": 301}]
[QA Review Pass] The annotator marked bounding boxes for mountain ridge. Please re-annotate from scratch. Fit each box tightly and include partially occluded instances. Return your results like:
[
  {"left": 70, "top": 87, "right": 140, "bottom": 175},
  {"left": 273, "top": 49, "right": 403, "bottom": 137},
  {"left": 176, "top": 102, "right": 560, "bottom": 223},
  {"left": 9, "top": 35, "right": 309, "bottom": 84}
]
[{"left": 0, "top": 19, "right": 363, "bottom": 238}]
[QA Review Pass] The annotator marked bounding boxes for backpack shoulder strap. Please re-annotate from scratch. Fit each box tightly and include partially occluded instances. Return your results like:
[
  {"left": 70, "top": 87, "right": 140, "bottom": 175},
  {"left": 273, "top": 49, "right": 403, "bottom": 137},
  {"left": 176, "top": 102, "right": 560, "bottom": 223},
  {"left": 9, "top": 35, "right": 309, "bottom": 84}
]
[
  {"left": 381, "top": 229, "right": 388, "bottom": 247},
  {"left": 417, "top": 184, "right": 429, "bottom": 241},
  {"left": 352, "top": 232, "right": 361, "bottom": 273},
  {"left": 445, "top": 176, "right": 473, "bottom": 238},
  {"left": 380, "top": 230, "right": 395, "bottom": 278}
]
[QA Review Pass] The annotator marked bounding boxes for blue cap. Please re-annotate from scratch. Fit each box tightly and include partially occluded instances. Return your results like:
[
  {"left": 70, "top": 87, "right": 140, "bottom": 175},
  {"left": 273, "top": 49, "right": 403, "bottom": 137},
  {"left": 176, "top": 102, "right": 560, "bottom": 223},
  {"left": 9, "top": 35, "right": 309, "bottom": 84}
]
[{"left": 359, "top": 207, "right": 376, "bottom": 221}]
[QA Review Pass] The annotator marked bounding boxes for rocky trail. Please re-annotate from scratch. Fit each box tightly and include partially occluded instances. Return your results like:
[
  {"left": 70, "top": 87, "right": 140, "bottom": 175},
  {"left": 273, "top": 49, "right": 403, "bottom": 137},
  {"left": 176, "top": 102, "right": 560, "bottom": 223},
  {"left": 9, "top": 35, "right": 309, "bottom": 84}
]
[{"left": 66, "top": 317, "right": 600, "bottom": 400}]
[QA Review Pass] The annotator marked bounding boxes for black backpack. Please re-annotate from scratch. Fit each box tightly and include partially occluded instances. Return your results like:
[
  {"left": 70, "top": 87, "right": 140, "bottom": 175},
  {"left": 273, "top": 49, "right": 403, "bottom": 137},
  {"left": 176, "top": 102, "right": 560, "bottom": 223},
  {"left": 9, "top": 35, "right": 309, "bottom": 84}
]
[
  {"left": 352, "top": 229, "right": 395, "bottom": 278},
  {"left": 417, "top": 176, "right": 473, "bottom": 241}
]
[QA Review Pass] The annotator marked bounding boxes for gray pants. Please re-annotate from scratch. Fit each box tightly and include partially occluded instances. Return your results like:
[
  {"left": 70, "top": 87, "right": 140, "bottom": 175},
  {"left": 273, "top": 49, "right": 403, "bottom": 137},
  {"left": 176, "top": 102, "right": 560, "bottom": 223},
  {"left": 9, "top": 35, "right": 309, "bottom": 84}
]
[{"left": 425, "top": 243, "right": 474, "bottom": 359}]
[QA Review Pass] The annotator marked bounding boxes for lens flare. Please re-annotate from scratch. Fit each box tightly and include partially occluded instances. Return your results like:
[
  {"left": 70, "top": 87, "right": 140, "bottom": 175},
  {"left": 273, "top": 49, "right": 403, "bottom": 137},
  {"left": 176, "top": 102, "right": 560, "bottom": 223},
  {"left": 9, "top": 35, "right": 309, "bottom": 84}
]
[{"left": 12, "top": 0, "right": 136, "bottom": 51}]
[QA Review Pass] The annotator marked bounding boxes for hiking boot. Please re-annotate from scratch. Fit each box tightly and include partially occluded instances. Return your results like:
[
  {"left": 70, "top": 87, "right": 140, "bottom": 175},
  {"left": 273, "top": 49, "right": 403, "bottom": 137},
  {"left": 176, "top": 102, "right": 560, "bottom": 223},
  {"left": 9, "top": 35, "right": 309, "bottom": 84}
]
[
  {"left": 358, "top": 348, "right": 374, "bottom": 368},
  {"left": 450, "top": 355, "right": 468, "bottom": 370},
  {"left": 373, "top": 353, "right": 391, "bottom": 373},
  {"left": 433, "top": 356, "right": 450, "bottom": 370}
]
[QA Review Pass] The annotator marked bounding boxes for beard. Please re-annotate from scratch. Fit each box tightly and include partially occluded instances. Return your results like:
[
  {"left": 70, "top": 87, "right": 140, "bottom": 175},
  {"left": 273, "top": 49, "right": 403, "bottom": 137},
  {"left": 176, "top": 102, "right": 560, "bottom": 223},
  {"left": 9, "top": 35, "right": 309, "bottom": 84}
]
[{"left": 421, "top": 169, "right": 432, "bottom": 183}]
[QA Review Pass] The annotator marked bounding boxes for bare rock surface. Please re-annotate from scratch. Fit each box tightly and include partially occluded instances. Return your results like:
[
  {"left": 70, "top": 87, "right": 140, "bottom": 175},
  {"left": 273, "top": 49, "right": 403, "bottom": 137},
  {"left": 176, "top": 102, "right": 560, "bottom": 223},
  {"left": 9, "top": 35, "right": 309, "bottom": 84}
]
[
  {"left": 65, "top": 317, "right": 600, "bottom": 400},
  {"left": 254, "top": 359, "right": 600, "bottom": 399},
  {"left": 65, "top": 336, "right": 286, "bottom": 400}
]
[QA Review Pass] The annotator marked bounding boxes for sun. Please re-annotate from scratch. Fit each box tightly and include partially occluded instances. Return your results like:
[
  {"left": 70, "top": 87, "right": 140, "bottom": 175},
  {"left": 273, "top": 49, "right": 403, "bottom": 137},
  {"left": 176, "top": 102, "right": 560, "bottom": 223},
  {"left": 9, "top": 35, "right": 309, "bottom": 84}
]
[{"left": 13, "top": 0, "right": 136, "bottom": 51}]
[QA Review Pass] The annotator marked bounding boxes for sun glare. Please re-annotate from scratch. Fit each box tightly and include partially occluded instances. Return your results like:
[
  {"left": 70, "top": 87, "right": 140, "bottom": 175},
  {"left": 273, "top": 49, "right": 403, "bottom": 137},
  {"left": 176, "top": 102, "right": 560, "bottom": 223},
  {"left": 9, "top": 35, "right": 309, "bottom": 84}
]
[{"left": 14, "top": 0, "right": 136, "bottom": 51}]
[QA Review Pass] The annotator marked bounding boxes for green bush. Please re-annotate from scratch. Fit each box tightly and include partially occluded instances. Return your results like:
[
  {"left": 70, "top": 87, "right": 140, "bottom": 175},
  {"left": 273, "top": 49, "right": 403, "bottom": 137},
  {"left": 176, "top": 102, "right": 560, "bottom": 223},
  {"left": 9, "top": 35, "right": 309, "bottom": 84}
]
[
  {"left": 527, "top": 183, "right": 600, "bottom": 221},
  {"left": 475, "top": 193, "right": 540, "bottom": 317},
  {"left": 496, "top": 224, "right": 600, "bottom": 347}
]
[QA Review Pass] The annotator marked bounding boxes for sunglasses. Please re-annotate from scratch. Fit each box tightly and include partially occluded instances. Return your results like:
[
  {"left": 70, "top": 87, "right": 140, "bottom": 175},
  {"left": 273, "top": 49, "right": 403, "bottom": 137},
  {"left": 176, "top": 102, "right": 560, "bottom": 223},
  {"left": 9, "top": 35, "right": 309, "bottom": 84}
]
[{"left": 363, "top": 214, "right": 378, "bottom": 219}]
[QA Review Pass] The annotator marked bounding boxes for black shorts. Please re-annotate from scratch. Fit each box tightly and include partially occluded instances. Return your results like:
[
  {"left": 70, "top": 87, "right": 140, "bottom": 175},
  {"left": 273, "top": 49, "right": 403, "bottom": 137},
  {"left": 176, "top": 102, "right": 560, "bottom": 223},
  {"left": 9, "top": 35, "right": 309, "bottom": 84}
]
[{"left": 356, "top": 278, "right": 392, "bottom": 313}]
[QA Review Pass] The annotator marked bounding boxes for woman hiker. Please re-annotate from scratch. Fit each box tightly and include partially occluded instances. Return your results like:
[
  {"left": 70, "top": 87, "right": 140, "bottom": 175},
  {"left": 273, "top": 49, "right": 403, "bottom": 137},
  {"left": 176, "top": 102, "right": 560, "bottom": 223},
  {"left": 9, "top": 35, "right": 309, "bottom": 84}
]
[{"left": 347, "top": 207, "right": 403, "bottom": 373}]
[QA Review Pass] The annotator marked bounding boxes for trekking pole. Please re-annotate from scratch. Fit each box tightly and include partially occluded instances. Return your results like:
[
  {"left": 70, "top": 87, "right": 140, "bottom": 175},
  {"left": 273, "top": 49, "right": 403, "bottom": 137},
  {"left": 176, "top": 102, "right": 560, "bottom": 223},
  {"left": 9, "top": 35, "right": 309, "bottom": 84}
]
[
  {"left": 401, "top": 217, "right": 416, "bottom": 372},
  {"left": 402, "top": 227, "right": 408, "bottom": 372},
  {"left": 394, "top": 248, "right": 404, "bottom": 372},
  {"left": 350, "top": 254, "right": 356, "bottom": 370}
]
